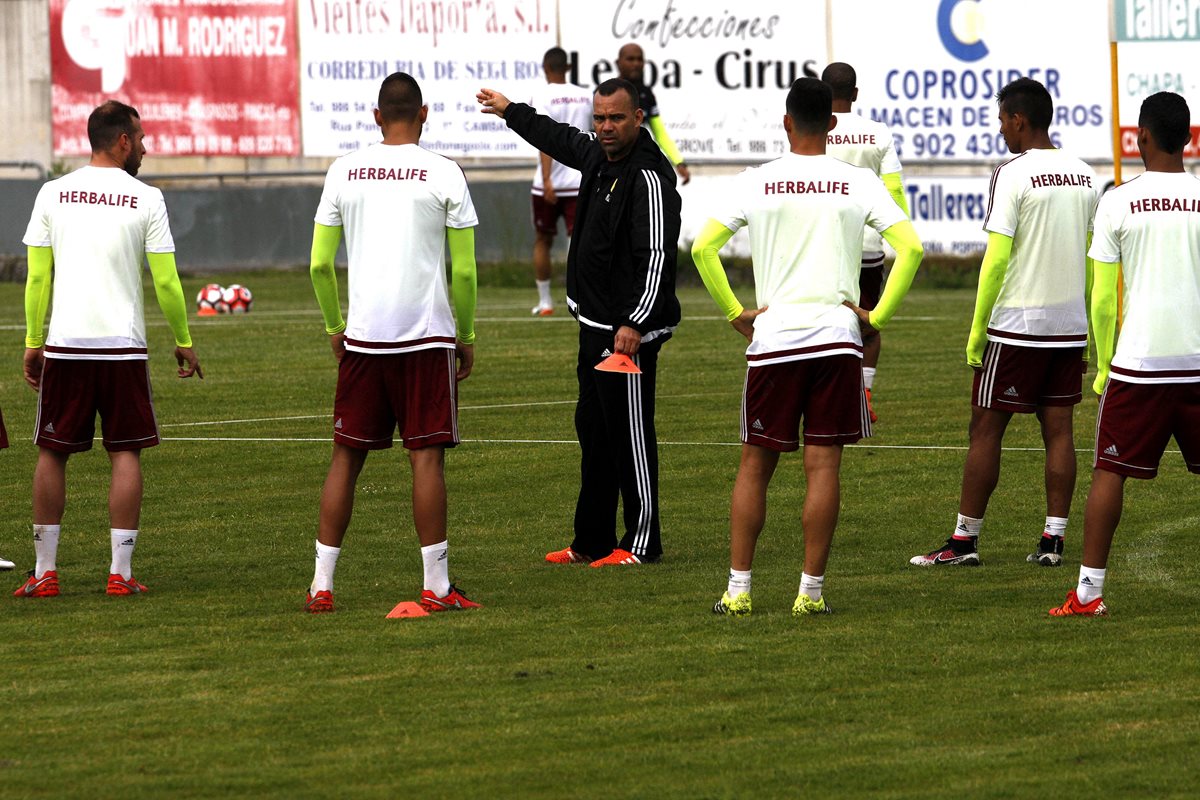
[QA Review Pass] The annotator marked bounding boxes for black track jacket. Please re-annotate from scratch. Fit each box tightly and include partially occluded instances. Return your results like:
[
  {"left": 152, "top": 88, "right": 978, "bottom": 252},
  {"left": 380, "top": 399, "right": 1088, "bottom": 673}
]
[{"left": 505, "top": 102, "right": 682, "bottom": 342}]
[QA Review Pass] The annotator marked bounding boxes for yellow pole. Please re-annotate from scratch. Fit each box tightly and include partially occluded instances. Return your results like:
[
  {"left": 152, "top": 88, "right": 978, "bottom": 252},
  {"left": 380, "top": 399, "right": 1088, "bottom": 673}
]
[{"left": 1109, "top": 39, "right": 1124, "bottom": 323}]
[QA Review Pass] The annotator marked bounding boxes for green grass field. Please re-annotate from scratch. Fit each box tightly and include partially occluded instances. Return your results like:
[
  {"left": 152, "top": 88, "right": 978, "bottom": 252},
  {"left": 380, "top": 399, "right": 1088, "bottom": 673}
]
[{"left": 1, "top": 273, "right": 1197, "bottom": 798}]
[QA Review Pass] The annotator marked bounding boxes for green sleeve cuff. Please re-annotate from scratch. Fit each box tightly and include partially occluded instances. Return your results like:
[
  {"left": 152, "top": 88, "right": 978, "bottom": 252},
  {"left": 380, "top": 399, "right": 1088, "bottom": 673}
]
[
  {"left": 309, "top": 223, "right": 346, "bottom": 335},
  {"left": 647, "top": 115, "right": 685, "bottom": 166},
  {"left": 870, "top": 221, "right": 924, "bottom": 329},
  {"left": 882, "top": 172, "right": 910, "bottom": 216},
  {"left": 690, "top": 219, "right": 742, "bottom": 321},
  {"left": 146, "top": 252, "right": 193, "bottom": 348},
  {"left": 447, "top": 226, "right": 478, "bottom": 345}
]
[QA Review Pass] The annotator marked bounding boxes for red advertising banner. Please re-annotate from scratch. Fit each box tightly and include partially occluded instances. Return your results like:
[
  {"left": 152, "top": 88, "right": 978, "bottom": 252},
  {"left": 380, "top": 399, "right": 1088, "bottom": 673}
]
[
  {"left": 50, "top": 0, "right": 299, "bottom": 157},
  {"left": 1119, "top": 126, "right": 1200, "bottom": 159}
]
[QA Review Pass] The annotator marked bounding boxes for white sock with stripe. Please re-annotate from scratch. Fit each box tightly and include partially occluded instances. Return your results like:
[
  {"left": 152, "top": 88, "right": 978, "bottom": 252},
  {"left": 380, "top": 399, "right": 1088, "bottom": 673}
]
[
  {"left": 421, "top": 540, "right": 450, "bottom": 597},
  {"left": 34, "top": 524, "right": 61, "bottom": 578},
  {"left": 311, "top": 541, "right": 340, "bottom": 594},
  {"left": 799, "top": 572, "right": 824, "bottom": 601},
  {"left": 1044, "top": 516, "right": 1068, "bottom": 538},
  {"left": 953, "top": 513, "right": 983, "bottom": 541},
  {"left": 109, "top": 528, "right": 138, "bottom": 580},
  {"left": 727, "top": 568, "right": 751, "bottom": 598},
  {"left": 1076, "top": 566, "right": 1106, "bottom": 604}
]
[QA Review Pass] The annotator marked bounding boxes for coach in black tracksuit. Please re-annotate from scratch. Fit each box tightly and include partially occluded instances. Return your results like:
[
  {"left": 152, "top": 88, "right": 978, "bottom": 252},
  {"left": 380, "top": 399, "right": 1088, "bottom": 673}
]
[{"left": 478, "top": 78, "right": 681, "bottom": 564}]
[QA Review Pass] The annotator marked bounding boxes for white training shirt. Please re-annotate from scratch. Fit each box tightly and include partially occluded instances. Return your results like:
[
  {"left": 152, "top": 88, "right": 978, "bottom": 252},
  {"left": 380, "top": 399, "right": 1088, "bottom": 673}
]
[
  {"left": 528, "top": 81, "right": 592, "bottom": 197},
  {"left": 982, "top": 148, "right": 1099, "bottom": 348},
  {"left": 827, "top": 111, "right": 904, "bottom": 260},
  {"left": 22, "top": 165, "right": 175, "bottom": 360},
  {"left": 314, "top": 142, "right": 478, "bottom": 354},
  {"left": 1089, "top": 171, "right": 1200, "bottom": 383},
  {"left": 713, "top": 153, "right": 908, "bottom": 365}
]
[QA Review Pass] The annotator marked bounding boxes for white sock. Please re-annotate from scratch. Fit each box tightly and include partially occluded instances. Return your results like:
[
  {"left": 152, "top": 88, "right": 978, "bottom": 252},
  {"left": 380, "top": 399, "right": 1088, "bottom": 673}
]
[
  {"left": 421, "top": 540, "right": 450, "bottom": 597},
  {"left": 1076, "top": 566, "right": 1106, "bottom": 604},
  {"left": 727, "top": 568, "right": 751, "bottom": 597},
  {"left": 536, "top": 279, "right": 552, "bottom": 307},
  {"left": 954, "top": 513, "right": 983, "bottom": 540},
  {"left": 1044, "top": 516, "right": 1068, "bottom": 538},
  {"left": 799, "top": 572, "right": 824, "bottom": 601},
  {"left": 109, "top": 528, "right": 138, "bottom": 580},
  {"left": 862, "top": 367, "right": 876, "bottom": 391},
  {"left": 311, "top": 541, "right": 340, "bottom": 594},
  {"left": 33, "top": 524, "right": 61, "bottom": 578}
]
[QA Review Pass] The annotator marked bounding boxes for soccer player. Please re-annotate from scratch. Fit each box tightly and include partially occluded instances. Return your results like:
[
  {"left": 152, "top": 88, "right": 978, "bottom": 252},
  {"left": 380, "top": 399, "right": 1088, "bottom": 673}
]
[
  {"left": 615, "top": 43, "right": 691, "bottom": 185},
  {"left": 1050, "top": 92, "right": 1200, "bottom": 616},
  {"left": 528, "top": 47, "right": 592, "bottom": 316},
  {"left": 307, "top": 72, "right": 480, "bottom": 614},
  {"left": 821, "top": 62, "right": 910, "bottom": 423},
  {"left": 477, "top": 78, "right": 682, "bottom": 567},
  {"left": 692, "top": 77, "right": 923, "bottom": 616},
  {"left": 910, "top": 78, "right": 1099, "bottom": 568},
  {"left": 16, "top": 100, "right": 201, "bottom": 599}
]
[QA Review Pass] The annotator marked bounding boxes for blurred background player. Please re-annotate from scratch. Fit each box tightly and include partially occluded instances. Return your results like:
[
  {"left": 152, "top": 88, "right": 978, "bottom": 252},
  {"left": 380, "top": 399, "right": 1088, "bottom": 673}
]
[
  {"left": 692, "top": 77, "right": 923, "bottom": 616},
  {"left": 16, "top": 100, "right": 201, "bottom": 599},
  {"left": 911, "top": 78, "right": 1099, "bottom": 568},
  {"left": 307, "top": 72, "right": 480, "bottom": 614},
  {"left": 821, "top": 62, "right": 910, "bottom": 422},
  {"left": 1051, "top": 92, "right": 1200, "bottom": 616},
  {"left": 478, "top": 78, "right": 681, "bottom": 567},
  {"left": 528, "top": 47, "right": 592, "bottom": 316},
  {"left": 615, "top": 43, "right": 691, "bottom": 186}
]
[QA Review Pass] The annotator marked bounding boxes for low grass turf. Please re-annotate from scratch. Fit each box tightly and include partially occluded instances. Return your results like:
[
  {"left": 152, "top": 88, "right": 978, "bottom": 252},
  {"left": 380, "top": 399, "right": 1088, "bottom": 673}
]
[{"left": 1, "top": 272, "right": 1198, "bottom": 798}]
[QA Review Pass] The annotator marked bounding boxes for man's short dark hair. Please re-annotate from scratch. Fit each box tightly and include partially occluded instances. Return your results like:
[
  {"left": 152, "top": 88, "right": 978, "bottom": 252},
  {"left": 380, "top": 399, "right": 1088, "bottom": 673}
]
[
  {"left": 996, "top": 78, "right": 1053, "bottom": 130},
  {"left": 378, "top": 72, "right": 423, "bottom": 123},
  {"left": 87, "top": 100, "right": 140, "bottom": 152},
  {"left": 786, "top": 77, "right": 833, "bottom": 135},
  {"left": 543, "top": 47, "right": 569, "bottom": 74},
  {"left": 821, "top": 62, "right": 857, "bottom": 102},
  {"left": 1139, "top": 91, "right": 1191, "bottom": 154},
  {"left": 595, "top": 78, "right": 639, "bottom": 111}
]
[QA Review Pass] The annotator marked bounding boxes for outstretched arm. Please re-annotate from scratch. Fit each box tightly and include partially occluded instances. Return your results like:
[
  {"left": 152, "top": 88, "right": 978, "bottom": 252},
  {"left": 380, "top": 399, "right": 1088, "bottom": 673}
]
[{"left": 478, "top": 88, "right": 595, "bottom": 170}]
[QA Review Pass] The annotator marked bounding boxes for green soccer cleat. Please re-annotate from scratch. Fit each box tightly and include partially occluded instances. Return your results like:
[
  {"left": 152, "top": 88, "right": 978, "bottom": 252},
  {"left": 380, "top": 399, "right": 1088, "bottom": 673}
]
[
  {"left": 712, "top": 591, "right": 751, "bottom": 617},
  {"left": 792, "top": 594, "right": 833, "bottom": 616}
]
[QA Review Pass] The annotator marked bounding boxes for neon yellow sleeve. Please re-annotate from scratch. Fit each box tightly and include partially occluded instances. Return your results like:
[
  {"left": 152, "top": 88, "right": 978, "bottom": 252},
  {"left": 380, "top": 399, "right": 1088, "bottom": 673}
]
[
  {"left": 1084, "top": 232, "right": 1094, "bottom": 361},
  {"left": 690, "top": 219, "right": 743, "bottom": 321},
  {"left": 447, "top": 226, "right": 477, "bottom": 345},
  {"left": 309, "top": 223, "right": 346, "bottom": 335},
  {"left": 870, "top": 220, "right": 924, "bottom": 329},
  {"left": 647, "top": 116, "right": 685, "bottom": 166},
  {"left": 882, "top": 172, "right": 910, "bottom": 216},
  {"left": 24, "top": 246, "right": 54, "bottom": 349},
  {"left": 965, "top": 232, "right": 1013, "bottom": 367},
  {"left": 1091, "top": 260, "right": 1120, "bottom": 395},
  {"left": 146, "top": 252, "right": 192, "bottom": 348}
]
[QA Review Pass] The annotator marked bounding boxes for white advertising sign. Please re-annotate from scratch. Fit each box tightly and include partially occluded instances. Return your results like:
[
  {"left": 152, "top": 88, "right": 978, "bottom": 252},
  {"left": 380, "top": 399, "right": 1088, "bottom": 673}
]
[
  {"left": 905, "top": 176, "right": 990, "bottom": 257},
  {"left": 1116, "top": 42, "right": 1200, "bottom": 157},
  {"left": 831, "top": 0, "right": 1112, "bottom": 161},
  {"left": 560, "top": 0, "right": 827, "bottom": 162},
  {"left": 299, "top": 0, "right": 555, "bottom": 157}
]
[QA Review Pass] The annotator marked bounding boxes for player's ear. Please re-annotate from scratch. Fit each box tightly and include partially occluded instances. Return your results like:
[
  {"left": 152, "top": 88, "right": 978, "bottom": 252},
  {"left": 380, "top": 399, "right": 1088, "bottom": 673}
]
[
  {"left": 826, "top": 114, "right": 838, "bottom": 133},
  {"left": 634, "top": 108, "right": 644, "bottom": 127},
  {"left": 419, "top": 105, "right": 429, "bottom": 124},
  {"left": 373, "top": 107, "right": 384, "bottom": 128},
  {"left": 783, "top": 114, "right": 793, "bottom": 135},
  {"left": 851, "top": 87, "right": 859, "bottom": 103}
]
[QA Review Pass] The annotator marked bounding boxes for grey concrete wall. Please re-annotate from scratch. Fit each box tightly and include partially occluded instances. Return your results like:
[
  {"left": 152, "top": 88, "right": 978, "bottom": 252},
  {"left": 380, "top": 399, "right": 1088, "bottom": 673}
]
[
  {"left": 1, "top": 177, "right": 561, "bottom": 271},
  {"left": 0, "top": 0, "right": 51, "bottom": 173}
]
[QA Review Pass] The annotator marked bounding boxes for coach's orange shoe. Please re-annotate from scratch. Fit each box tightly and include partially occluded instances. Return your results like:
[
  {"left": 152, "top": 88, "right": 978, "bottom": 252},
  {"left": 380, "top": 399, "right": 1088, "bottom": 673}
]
[
  {"left": 545, "top": 546, "right": 591, "bottom": 564},
  {"left": 1049, "top": 590, "right": 1108, "bottom": 617},
  {"left": 106, "top": 574, "right": 147, "bottom": 595},
  {"left": 864, "top": 388, "right": 879, "bottom": 423},
  {"left": 13, "top": 570, "right": 59, "bottom": 598},
  {"left": 420, "top": 584, "right": 481, "bottom": 612},
  {"left": 305, "top": 589, "right": 334, "bottom": 613},
  {"left": 590, "top": 549, "right": 647, "bottom": 567}
]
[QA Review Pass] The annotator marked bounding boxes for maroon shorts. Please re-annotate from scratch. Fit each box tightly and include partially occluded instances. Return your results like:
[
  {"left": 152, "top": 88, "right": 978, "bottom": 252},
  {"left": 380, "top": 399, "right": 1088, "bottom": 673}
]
[
  {"left": 742, "top": 354, "right": 870, "bottom": 451},
  {"left": 333, "top": 348, "right": 459, "bottom": 451},
  {"left": 1094, "top": 379, "right": 1200, "bottom": 479},
  {"left": 973, "top": 342, "right": 1084, "bottom": 412},
  {"left": 35, "top": 358, "right": 159, "bottom": 453},
  {"left": 0, "top": 405, "right": 8, "bottom": 449},
  {"left": 858, "top": 264, "right": 884, "bottom": 311},
  {"left": 531, "top": 193, "right": 578, "bottom": 236}
]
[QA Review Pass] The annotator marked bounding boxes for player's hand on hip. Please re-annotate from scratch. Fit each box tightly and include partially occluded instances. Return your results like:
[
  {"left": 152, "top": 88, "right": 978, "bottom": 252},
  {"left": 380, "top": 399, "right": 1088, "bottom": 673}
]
[
  {"left": 23, "top": 348, "right": 44, "bottom": 390},
  {"left": 842, "top": 300, "right": 878, "bottom": 342},
  {"left": 614, "top": 325, "right": 642, "bottom": 355},
  {"left": 477, "top": 89, "right": 511, "bottom": 117},
  {"left": 543, "top": 183, "right": 557, "bottom": 204},
  {"left": 330, "top": 332, "right": 346, "bottom": 363},
  {"left": 455, "top": 341, "right": 474, "bottom": 381},
  {"left": 731, "top": 306, "right": 766, "bottom": 343},
  {"left": 175, "top": 346, "right": 203, "bottom": 379}
]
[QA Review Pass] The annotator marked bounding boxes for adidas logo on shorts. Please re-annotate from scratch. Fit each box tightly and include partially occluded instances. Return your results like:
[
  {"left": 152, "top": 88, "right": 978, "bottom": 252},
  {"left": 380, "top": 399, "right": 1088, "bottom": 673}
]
[
  {"left": 752, "top": 419, "right": 764, "bottom": 431},
  {"left": 43, "top": 422, "right": 56, "bottom": 434},
  {"left": 1003, "top": 386, "right": 1019, "bottom": 397},
  {"left": 1104, "top": 444, "right": 1119, "bottom": 456},
  {"left": 334, "top": 418, "right": 343, "bottom": 430}
]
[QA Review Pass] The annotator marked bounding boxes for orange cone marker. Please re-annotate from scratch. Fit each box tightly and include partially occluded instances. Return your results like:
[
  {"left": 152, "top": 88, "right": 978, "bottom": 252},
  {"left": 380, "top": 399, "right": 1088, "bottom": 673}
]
[
  {"left": 386, "top": 601, "right": 429, "bottom": 619},
  {"left": 595, "top": 353, "right": 641, "bottom": 374}
]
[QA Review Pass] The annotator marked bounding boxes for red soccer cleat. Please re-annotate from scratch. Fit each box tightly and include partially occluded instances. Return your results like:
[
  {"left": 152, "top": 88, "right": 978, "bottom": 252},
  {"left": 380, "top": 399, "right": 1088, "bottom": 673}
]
[
  {"left": 865, "top": 388, "right": 879, "bottom": 424},
  {"left": 420, "top": 584, "right": 481, "bottom": 612},
  {"left": 1049, "top": 589, "right": 1108, "bottom": 617},
  {"left": 106, "top": 574, "right": 148, "bottom": 595},
  {"left": 13, "top": 570, "right": 59, "bottom": 598},
  {"left": 545, "top": 547, "right": 591, "bottom": 564},
  {"left": 590, "top": 548, "right": 645, "bottom": 568},
  {"left": 305, "top": 589, "right": 334, "bottom": 614}
]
